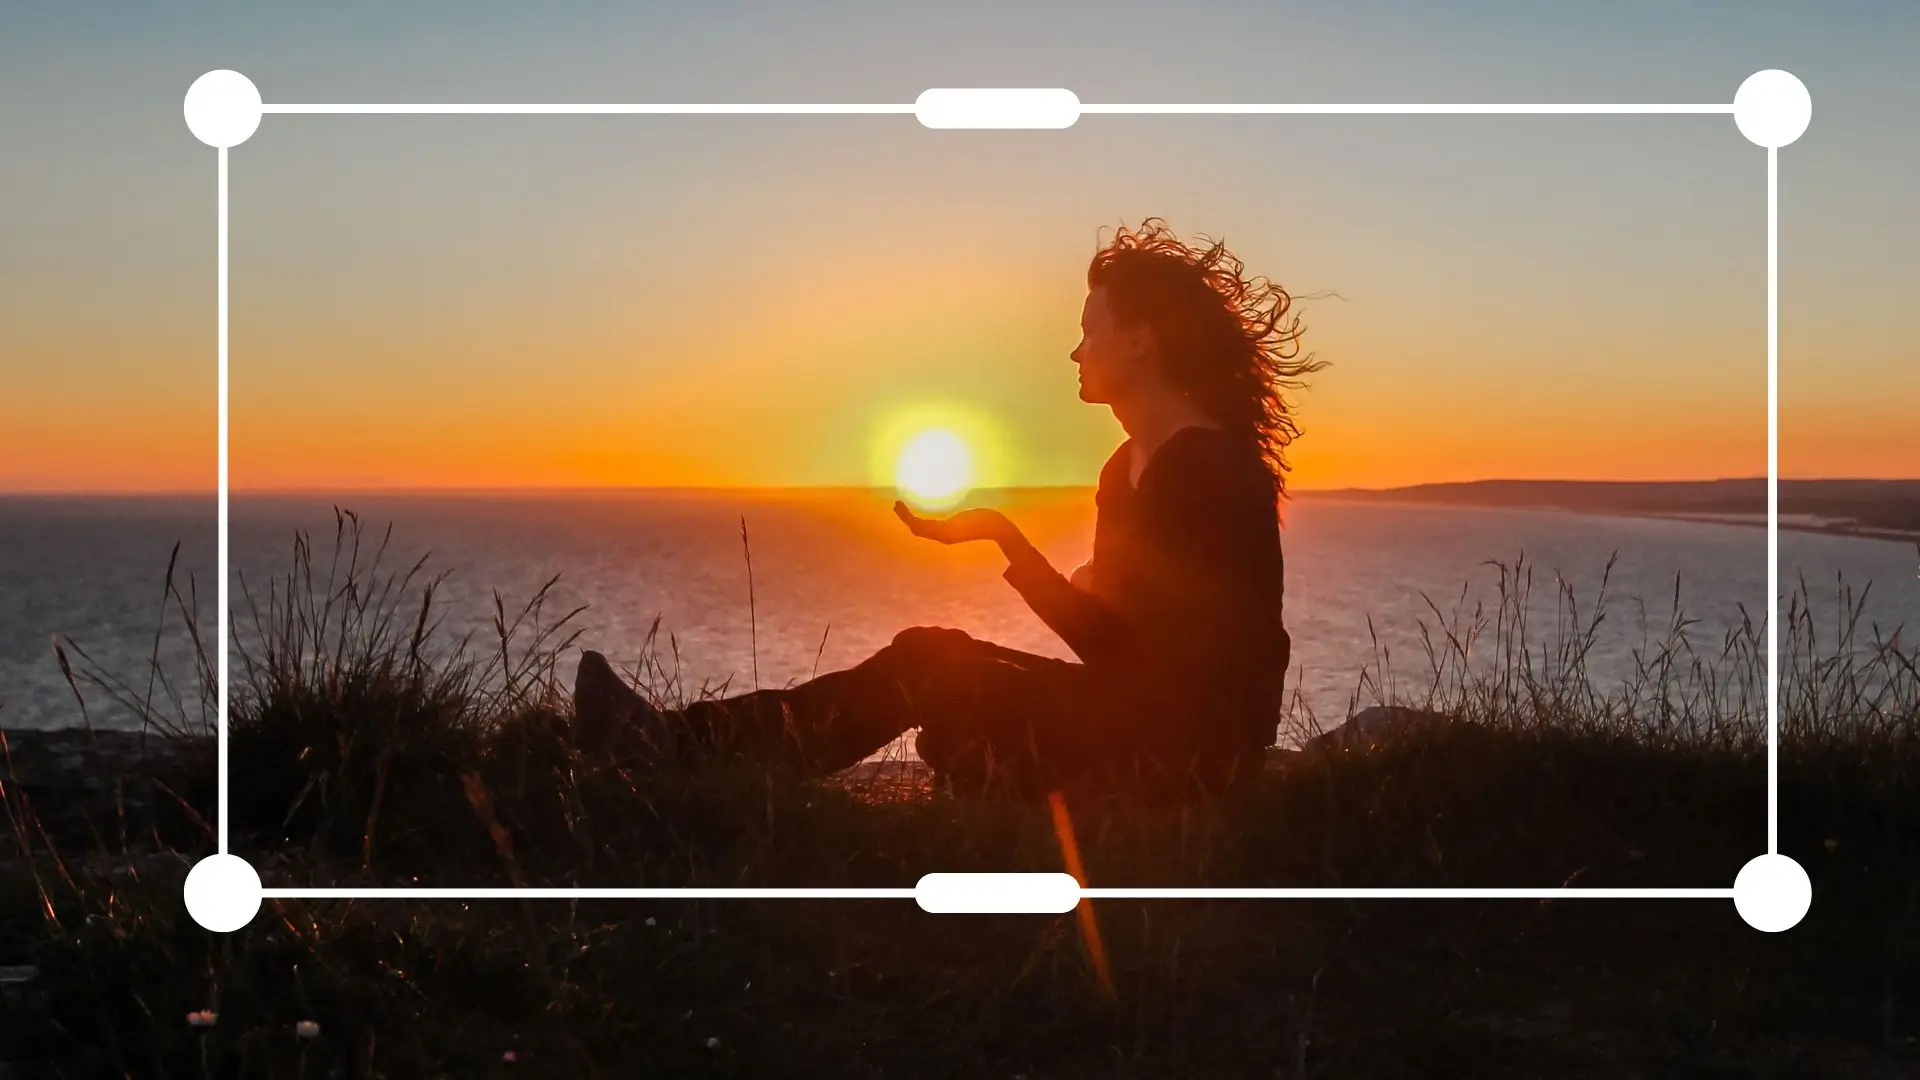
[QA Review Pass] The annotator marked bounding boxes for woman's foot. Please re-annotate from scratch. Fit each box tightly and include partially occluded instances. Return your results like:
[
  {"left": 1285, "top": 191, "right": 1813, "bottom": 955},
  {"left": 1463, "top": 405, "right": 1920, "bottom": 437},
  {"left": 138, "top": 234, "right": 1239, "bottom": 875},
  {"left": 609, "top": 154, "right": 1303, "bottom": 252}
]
[{"left": 573, "top": 650, "right": 672, "bottom": 761}]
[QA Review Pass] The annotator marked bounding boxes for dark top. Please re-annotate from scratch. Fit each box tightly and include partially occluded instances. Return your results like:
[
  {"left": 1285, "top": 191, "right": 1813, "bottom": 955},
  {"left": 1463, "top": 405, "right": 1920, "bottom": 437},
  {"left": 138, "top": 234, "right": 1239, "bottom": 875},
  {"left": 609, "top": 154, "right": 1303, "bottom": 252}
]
[{"left": 1002, "top": 426, "right": 1290, "bottom": 760}]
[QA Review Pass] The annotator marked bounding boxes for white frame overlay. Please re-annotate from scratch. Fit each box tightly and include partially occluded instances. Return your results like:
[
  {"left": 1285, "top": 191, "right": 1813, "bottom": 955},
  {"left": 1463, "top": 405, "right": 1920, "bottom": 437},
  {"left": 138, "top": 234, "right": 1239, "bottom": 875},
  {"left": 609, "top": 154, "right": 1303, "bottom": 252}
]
[{"left": 178, "top": 76, "right": 1814, "bottom": 932}]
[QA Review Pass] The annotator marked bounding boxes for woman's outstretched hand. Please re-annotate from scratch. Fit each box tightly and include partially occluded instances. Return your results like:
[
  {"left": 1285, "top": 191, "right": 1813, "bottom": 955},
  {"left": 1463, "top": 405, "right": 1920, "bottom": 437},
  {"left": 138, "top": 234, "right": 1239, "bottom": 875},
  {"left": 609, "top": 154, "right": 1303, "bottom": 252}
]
[{"left": 893, "top": 501, "right": 1019, "bottom": 548}]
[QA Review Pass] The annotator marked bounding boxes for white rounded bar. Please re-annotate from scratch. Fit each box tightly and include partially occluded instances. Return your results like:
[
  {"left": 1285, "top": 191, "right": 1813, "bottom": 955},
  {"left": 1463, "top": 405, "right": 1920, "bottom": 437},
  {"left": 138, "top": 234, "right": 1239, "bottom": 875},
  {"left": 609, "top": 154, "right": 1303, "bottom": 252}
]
[{"left": 915, "top": 872, "right": 1082, "bottom": 913}]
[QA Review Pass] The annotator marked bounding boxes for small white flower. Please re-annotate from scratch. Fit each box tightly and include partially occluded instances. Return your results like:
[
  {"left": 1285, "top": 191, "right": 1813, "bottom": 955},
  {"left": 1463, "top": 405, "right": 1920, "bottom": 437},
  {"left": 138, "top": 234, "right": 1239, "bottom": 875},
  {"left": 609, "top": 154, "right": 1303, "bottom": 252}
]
[
  {"left": 503, "top": 1050, "right": 517, "bottom": 1063},
  {"left": 296, "top": 1020, "right": 320, "bottom": 1040},
  {"left": 644, "top": 917, "right": 656, "bottom": 927},
  {"left": 706, "top": 1037, "right": 722, "bottom": 1051}
]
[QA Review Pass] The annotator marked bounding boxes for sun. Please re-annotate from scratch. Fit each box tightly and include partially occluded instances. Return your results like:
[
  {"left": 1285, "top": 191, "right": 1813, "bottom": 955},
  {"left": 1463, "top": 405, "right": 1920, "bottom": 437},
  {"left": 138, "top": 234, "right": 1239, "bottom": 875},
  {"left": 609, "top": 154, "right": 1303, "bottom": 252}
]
[{"left": 894, "top": 428, "right": 974, "bottom": 509}]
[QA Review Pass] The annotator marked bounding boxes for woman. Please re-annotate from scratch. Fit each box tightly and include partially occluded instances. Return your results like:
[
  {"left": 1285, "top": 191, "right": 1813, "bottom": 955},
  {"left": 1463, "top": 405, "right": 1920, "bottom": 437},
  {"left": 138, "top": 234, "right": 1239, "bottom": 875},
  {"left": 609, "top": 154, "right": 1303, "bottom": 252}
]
[{"left": 574, "top": 219, "right": 1322, "bottom": 799}]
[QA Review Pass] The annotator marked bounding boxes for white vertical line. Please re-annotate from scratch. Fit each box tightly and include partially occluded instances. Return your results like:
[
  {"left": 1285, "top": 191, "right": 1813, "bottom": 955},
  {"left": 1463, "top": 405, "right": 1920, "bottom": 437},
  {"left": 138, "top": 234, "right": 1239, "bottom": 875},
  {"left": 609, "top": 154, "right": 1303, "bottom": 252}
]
[
  {"left": 1767, "top": 146, "right": 1779, "bottom": 856},
  {"left": 218, "top": 146, "right": 230, "bottom": 856}
]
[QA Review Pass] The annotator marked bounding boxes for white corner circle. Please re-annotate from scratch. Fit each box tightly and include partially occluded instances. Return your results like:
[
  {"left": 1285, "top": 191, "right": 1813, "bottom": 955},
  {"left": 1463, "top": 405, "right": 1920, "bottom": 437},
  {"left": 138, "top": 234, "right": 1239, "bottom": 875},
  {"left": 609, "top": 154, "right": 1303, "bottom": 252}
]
[
  {"left": 185, "top": 70, "right": 264, "bottom": 148},
  {"left": 1732, "top": 853, "right": 1811, "bottom": 932},
  {"left": 184, "top": 853, "right": 264, "bottom": 932},
  {"left": 1733, "top": 69, "right": 1811, "bottom": 148}
]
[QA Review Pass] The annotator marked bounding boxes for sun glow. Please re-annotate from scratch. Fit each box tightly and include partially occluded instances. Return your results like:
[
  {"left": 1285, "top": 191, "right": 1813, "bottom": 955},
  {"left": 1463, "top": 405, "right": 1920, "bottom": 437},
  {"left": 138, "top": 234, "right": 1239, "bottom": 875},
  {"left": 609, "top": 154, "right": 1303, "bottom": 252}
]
[
  {"left": 894, "top": 428, "right": 974, "bottom": 509},
  {"left": 870, "top": 402, "right": 1007, "bottom": 508}
]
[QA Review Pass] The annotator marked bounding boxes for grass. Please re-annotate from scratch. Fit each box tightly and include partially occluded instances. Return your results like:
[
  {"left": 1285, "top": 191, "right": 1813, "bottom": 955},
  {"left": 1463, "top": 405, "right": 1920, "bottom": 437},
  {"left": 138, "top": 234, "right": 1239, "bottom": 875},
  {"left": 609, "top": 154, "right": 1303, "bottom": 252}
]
[{"left": 2, "top": 508, "right": 1917, "bottom": 1078}]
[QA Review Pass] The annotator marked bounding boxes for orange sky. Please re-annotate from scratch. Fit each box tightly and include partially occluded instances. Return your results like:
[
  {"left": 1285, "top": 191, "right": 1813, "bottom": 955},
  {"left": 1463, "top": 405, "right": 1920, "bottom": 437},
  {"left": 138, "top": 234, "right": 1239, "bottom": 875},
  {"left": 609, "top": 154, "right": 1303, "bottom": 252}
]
[
  {"left": 5, "top": 5, "right": 1917, "bottom": 494},
  {"left": 1, "top": 216, "right": 1902, "bottom": 493}
]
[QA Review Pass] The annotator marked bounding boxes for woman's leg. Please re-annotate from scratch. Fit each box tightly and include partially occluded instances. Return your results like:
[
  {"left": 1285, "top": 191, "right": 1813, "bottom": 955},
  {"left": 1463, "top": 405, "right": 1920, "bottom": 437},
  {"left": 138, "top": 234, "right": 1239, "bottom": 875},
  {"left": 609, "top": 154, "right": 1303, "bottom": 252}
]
[
  {"left": 572, "top": 626, "right": 1056, "bottom": 777},
  {"left": 909, "top": 645, "right": 1155, "bottom": 798}
]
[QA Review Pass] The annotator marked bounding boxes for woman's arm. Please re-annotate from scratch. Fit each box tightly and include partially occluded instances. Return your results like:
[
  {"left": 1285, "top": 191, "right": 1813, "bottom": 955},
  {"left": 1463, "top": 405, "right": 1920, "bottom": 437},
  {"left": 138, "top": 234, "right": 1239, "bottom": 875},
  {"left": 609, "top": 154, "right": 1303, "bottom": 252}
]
[
  {"left": 893, "top": 501, "right": 1137, "bottom": 668},
  {"left": 999, "top": 533, "right": 1139, "bottom": 670}
]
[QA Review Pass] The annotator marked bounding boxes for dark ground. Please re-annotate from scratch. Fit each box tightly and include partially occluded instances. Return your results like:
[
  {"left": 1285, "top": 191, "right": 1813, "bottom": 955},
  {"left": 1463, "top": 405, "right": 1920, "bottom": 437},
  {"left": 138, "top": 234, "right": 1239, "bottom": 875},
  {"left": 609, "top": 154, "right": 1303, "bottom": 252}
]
[{"left": 0, "top": 714, "right": 1913, "bottom": 1079}]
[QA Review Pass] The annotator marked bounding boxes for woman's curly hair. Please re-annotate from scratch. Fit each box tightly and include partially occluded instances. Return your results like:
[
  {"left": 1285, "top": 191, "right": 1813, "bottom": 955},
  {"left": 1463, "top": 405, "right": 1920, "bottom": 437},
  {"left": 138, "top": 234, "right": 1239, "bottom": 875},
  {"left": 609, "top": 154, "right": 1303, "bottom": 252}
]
[{"left": 1087, "top": 218, "right": 1326, "bottom": 495}]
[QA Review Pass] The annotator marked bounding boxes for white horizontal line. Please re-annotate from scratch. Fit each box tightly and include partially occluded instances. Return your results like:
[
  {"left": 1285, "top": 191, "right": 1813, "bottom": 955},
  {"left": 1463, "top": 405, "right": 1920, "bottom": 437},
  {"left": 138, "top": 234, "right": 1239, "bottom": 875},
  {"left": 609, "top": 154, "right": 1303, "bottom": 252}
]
[
  {"left": 260, "top": 103, "right": 919, "bottom": 115},
  {"left": 258, "top": 886, "right": 1732, "bottom": 901},
  {"left": 262, "top": 887, "right": 919, "bottom": 899},
  {"left": 1079, "top": 887, "right": 1734, "bottom": 899},
  {"left": 258, "top": 102, "right": 1733, "bottom": 117},
  {"left": 1077, "top": 103, "right": 1734, "bottom": 115}
]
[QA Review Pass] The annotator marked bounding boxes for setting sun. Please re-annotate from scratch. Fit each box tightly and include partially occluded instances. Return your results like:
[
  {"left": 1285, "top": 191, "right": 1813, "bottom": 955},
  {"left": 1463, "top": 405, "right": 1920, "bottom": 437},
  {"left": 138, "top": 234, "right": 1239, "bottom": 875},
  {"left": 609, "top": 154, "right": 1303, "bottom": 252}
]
[{"left": 895, "top": 428, "right": 973, "bottom": 509}]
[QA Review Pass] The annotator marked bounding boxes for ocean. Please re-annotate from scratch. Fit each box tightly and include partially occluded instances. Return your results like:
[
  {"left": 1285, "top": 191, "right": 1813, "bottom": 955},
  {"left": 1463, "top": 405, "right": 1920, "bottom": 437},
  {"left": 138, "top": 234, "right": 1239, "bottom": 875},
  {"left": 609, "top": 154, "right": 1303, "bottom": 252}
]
[{"left": 3, "top": 491, "right": 1915, "bottom": 740}]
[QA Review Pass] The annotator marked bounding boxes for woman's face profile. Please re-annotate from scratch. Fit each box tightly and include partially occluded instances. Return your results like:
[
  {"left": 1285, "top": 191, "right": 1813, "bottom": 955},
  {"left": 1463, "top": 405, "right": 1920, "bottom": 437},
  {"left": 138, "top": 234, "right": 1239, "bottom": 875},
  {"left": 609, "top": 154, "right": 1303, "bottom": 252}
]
[{"left": 1072, "top": 286, "right": 1154, "bottom": 406}]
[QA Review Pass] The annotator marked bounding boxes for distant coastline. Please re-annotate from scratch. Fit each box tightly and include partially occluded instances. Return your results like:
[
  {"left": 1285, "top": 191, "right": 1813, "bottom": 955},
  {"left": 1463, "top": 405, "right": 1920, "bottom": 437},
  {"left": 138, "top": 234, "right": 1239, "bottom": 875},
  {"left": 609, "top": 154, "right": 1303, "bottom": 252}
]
[{"left": 1297, "top": 478, "right": 1920, "bottom": 545}]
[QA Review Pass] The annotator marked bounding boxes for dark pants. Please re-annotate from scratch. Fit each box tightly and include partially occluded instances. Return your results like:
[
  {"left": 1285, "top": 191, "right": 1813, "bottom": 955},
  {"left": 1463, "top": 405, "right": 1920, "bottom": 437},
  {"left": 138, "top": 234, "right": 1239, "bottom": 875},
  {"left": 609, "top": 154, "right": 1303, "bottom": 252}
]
[{"left": 579, "top": 626, "right": 1259, "bottom": 800}]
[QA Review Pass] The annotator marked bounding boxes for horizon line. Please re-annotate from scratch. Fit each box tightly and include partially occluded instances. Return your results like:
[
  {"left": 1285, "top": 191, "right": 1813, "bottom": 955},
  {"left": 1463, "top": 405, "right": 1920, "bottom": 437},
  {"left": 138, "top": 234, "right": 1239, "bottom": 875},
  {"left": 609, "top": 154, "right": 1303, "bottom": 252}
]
[{"left": 6, "top": 475, "right": 1915, "bottom": 499}]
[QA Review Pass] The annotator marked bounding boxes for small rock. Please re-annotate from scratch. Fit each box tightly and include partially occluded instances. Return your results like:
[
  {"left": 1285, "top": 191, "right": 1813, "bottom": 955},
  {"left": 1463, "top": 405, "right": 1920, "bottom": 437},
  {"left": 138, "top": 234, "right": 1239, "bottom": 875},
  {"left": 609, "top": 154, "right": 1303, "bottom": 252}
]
[{"left": 1307, "top": 706, "right": 1452, "bottom": 751}]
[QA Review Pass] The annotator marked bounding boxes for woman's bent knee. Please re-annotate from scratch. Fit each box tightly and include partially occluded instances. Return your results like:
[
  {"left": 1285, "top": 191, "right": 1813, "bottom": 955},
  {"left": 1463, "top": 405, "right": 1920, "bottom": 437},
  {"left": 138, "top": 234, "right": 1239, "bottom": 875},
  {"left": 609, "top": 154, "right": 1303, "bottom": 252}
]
[{"left": 888, "top": 625, "right": 976, "bottom": 660}]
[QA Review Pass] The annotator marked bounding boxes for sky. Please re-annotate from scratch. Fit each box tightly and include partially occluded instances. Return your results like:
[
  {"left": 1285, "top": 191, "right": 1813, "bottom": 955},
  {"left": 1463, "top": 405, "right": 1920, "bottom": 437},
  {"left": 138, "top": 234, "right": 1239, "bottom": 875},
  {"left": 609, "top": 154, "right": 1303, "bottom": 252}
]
[{"left": 2, "top": 0, "right": 1916, "bottom": 493}]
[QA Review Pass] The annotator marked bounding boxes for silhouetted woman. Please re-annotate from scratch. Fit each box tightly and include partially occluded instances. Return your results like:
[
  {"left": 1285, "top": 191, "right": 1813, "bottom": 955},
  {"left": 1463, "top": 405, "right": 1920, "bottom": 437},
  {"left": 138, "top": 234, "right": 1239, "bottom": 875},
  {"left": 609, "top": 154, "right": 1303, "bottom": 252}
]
[{"left": 574, "top": 219, "right": 1322, "bottom": 799}]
